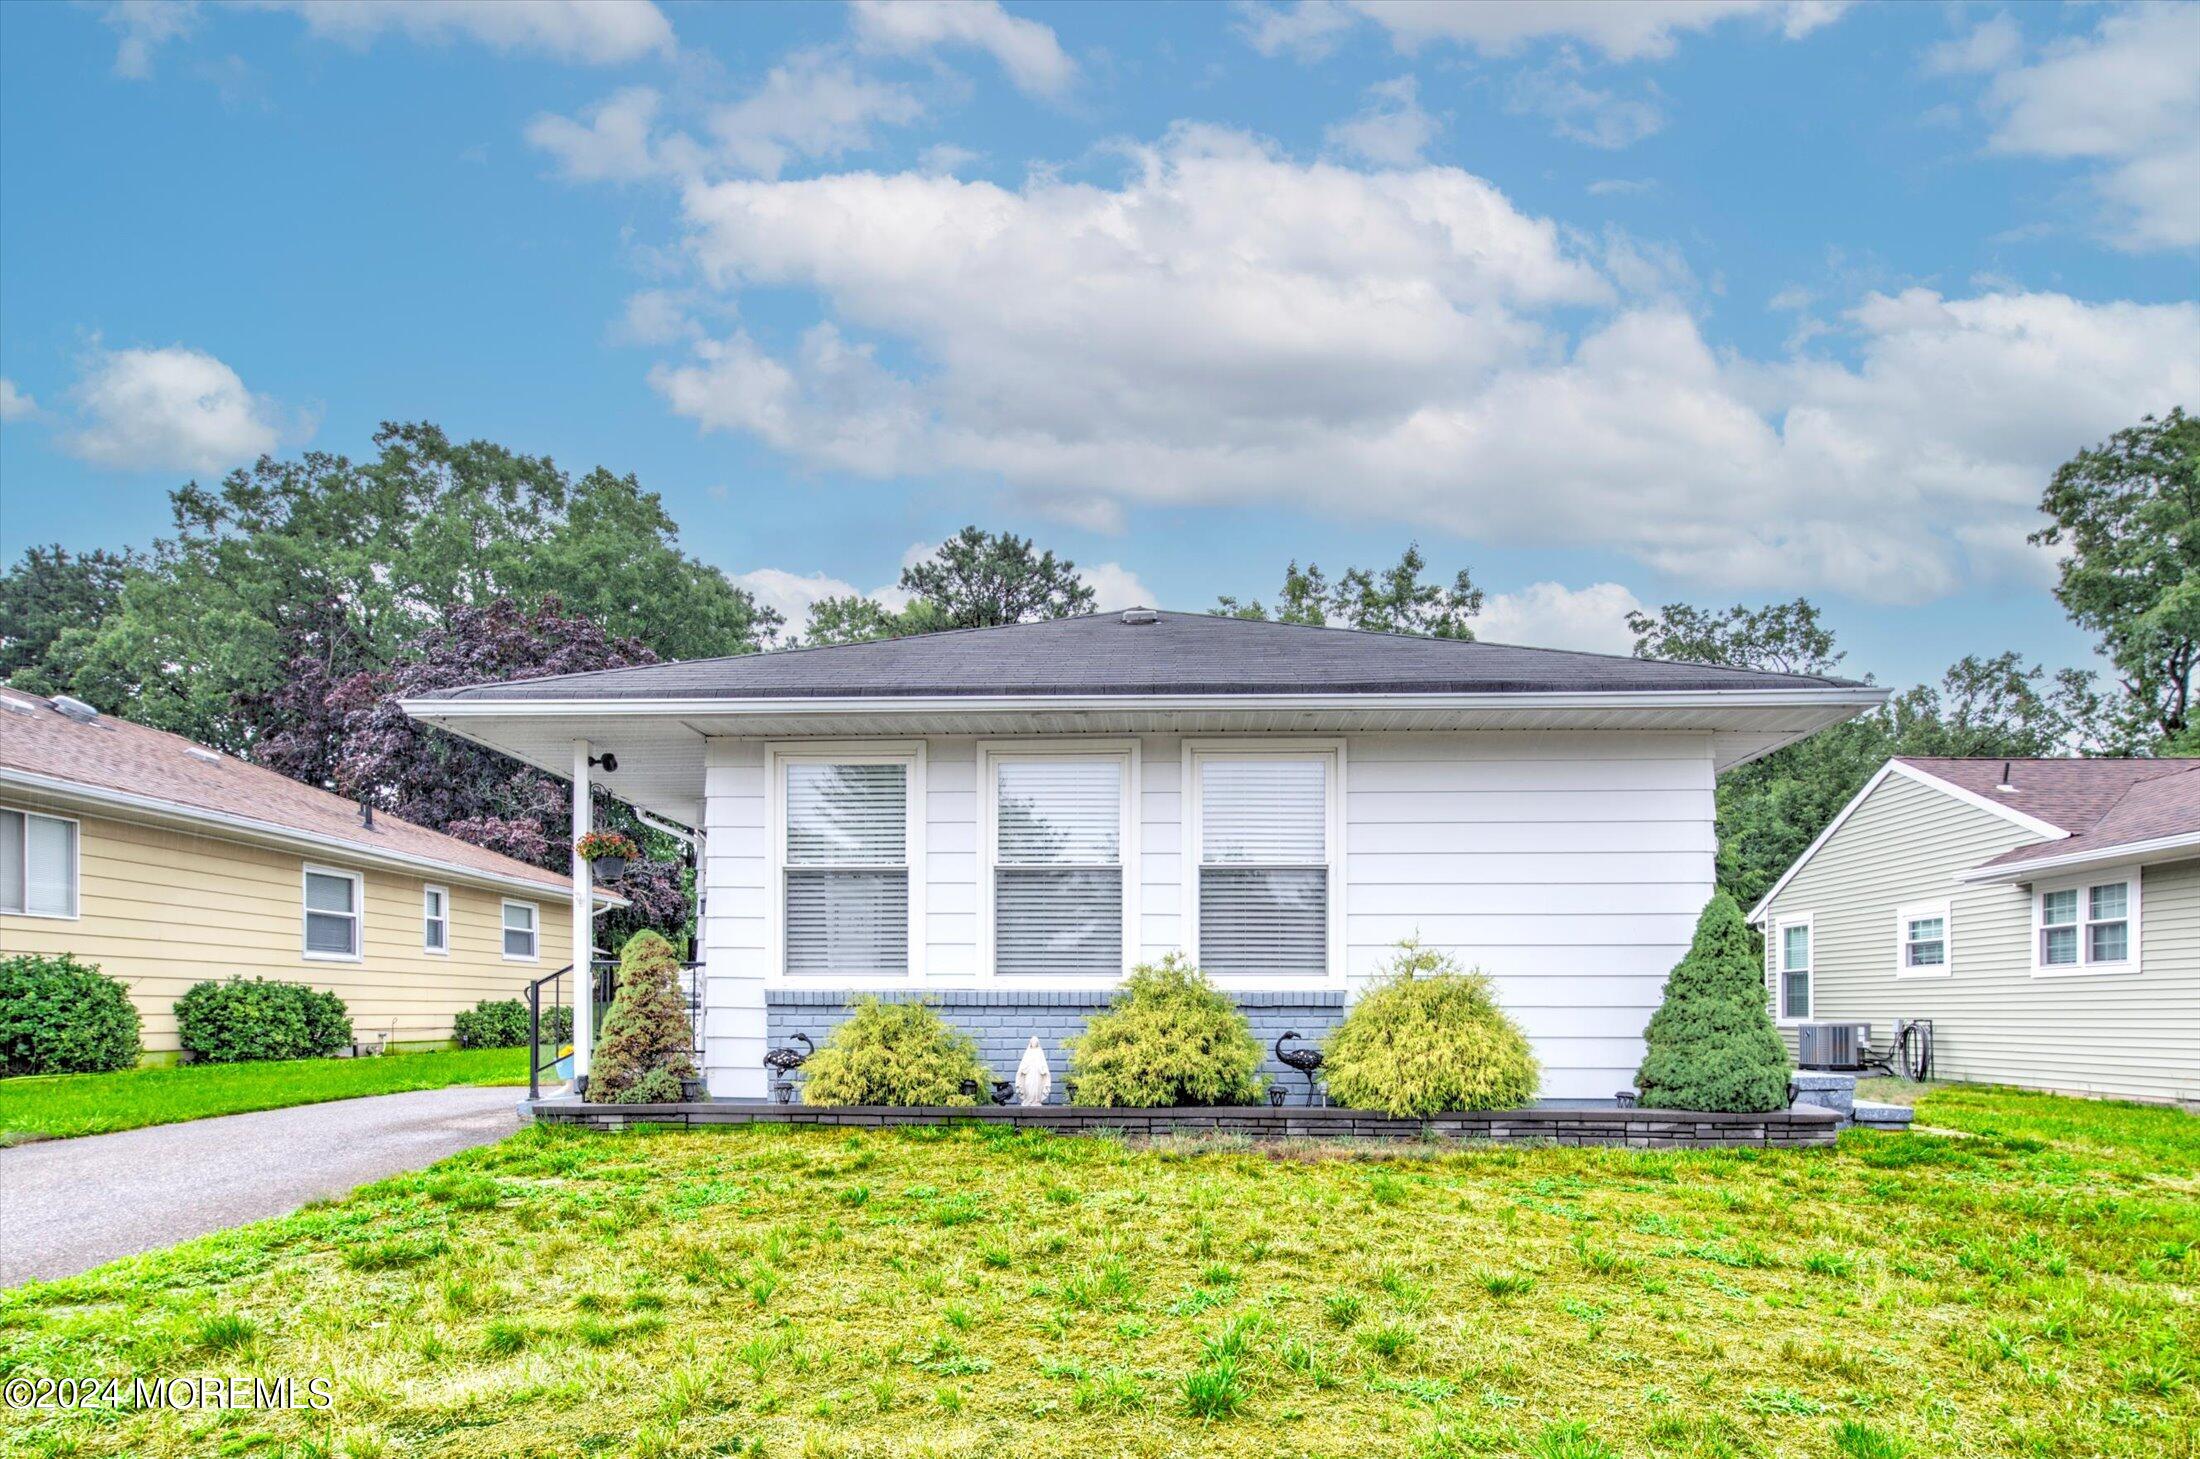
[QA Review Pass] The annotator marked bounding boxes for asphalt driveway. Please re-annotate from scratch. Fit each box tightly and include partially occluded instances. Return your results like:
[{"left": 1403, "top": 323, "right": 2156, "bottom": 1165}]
[{"left": 0, "top": 1086, "right": 523, "bottom": 1286}]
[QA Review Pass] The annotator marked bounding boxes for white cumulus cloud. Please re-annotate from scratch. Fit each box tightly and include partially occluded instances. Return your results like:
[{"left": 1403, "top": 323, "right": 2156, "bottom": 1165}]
[
  {"left": 0, "top": 378, "right": 40, "bottom": 423},
  {"left": 849, "top": 0, "right": 1076, "bottom": 99},
  {"left": 238, "top": 0, "right": 674, "bottom": 64},
  {"left": 1474, "top": 581, "right": 1645, "bottom": 655},
  {"left": 1241, "top": 0, "right": 1847, "bottom": 64},
  {"left": 1970, "top": 3, "right": 2200, "bottom": 252},
  {"left": 62, "top": 344, "right": 293, "bottom": 475},
  {"left": 632, "top": 125, "right": 2200, "bottom": 605},
  {"left": 1325, "top": 75, "right": 1440, "bottom": 166}
]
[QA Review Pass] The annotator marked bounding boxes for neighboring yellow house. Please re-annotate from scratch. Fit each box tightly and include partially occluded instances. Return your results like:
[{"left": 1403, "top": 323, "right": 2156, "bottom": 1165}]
[{"left": 0, "top": 687, "right": 607, "bottom": 1059}]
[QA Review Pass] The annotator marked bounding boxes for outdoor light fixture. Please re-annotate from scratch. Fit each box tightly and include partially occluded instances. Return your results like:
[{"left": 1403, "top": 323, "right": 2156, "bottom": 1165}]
[{"left": 588, "top": 752, "right": 618, "bottom": 774}]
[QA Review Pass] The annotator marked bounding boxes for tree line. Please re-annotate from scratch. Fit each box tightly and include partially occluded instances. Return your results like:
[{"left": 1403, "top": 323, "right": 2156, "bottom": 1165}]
[{"left": 1, "top": 409, "right": 2191, "bottom": 925}]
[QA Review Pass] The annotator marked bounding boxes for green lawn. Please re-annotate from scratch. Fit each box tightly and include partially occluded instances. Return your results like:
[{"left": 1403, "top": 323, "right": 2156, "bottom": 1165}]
[
  {"left": 2, "top": 1086, "right": 2193, "bottom": 1459},
  {"left": 0, "top": 1048, "right": 528, "bottom": 1143}
]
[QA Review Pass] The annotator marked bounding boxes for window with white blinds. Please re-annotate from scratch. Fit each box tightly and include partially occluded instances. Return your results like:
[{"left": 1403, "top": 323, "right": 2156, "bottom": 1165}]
[
  {"left": 1195, "top": 755, "right": 1330, "bottom": 976},
  {"left": 303, "top": 867, "right": 361, "bottom": 959},
  {"left": 992, "top": 757, "right": 1124, "bottom": 977},
  {"left": 784, "top": 760, "right": 910, "bottom": 976},
  {"left": 0, "top": 807, "right": 78, "bottom": 918}
]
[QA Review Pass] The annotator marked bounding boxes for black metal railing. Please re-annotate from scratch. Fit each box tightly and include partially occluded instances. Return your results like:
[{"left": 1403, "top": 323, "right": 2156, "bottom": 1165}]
[{"left": 527, "top": 959, "right": 704, "bottom": 1101}]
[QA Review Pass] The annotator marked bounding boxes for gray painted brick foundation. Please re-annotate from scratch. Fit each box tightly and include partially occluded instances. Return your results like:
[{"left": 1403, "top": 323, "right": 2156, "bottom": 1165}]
[{"left": 767, "top": 989, "right": 1346, "bottom": 1102}]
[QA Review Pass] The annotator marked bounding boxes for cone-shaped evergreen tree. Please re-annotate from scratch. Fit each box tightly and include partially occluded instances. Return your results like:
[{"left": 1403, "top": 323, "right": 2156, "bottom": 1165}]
[
  {"left": 590, "top": 931, "right": 698, "bottom": 1104},
  {"left": 1635, "top": 892, "right": 1791, "bottom": 1112}
]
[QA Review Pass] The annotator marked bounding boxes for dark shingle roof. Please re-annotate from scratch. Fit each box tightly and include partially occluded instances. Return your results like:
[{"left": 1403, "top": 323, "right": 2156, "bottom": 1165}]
[
  {"left": 1899, "top": 756, "right": 2200, "bottom": 870},
  {"left": 419, "top": 610, "right": 1869, "bottom": 703}
]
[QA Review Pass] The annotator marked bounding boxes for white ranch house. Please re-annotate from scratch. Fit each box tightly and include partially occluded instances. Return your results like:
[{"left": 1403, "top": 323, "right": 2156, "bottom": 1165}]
[{"left": 402, "top": 610, "right": 1882, "bottom": 1102}]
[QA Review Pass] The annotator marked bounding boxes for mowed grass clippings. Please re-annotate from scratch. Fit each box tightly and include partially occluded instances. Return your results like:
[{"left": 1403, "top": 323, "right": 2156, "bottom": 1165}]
[
  {"left": 1, "top": 1088, "right": 2193, "bottom": 1459},
  {"left": 0, "top": 1048, "right": 529, "bottom": 1143}
]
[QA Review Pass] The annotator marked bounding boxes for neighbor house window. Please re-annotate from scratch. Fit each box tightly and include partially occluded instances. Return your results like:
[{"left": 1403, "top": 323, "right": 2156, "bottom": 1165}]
[
  {"left": 0, "top": 807, "right": 78, "bottom": 918},
  {"left": 303, "top": 866, "right": 362, "bottom": 959},
  {"left": 782, "top": 758, "right": 911, "bottom": 976},
  {"left": 1193, "top": 750, "right": 1333, "bottom": 977},
  {"left": 423, "top": 885, "right": 449, "bottom": 954},
  {"left": 1896, "top": 901, "right": 1949, "bottom": 975},
  {"left": 990, "top": 753, "right": 1127, "bottom": 977},
  {"left": 1776, "top": 916, "right": 1812, "bottom": 1020},
  {"left": 2038, "top": 875, "right": 2136, "bottom": 970},
  {"left": 501, "top": 900, "right": 539, "bottom": 960}
]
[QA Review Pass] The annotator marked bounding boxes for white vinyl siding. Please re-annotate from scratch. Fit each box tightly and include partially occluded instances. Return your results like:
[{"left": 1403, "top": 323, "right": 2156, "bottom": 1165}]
[
  {"left": 501, "top": 900, "right": 538, "bottom": 961},
  {"left": 0, "top": 806, "right": 78, "bottom": 918},
  {"left": 303, "top": 866, "right": 362, "bottom": 960},
  {"left": 990, "top": 755, "right": 1125, "bottom": 977},
  {"left": 423, "top": 885, "right": 449, "bottom": 954},
  {"left": 1193, "top": 752, "right": 1332, "bottom": 977},
  {"left": 702, "top": 731, "right": 1718, "bottom": 1101},
  {"left": 783, "top": 758, "right": 911, "bottom": 977}
]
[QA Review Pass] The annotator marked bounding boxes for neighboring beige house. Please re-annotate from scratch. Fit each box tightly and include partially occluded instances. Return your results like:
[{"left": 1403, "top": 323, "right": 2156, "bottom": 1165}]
[
  {"left": 1749, "top": 757, "right": 2200, "bottom": 1106},
  {"left": 0, "top": 687, "right": 602, "bottom": 1060}
]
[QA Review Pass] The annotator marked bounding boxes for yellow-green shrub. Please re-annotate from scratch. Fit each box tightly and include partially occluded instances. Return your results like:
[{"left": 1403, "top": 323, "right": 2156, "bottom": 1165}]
[
  {"left": 1067, "top": 955, "right": 1265, "bottom": 1108},
  {"left": 801, "top": 998, "right": 991, "bottom": 1107},
  {"left": 1321, "top": 942, "right": 1540, "bottom": 1115}
]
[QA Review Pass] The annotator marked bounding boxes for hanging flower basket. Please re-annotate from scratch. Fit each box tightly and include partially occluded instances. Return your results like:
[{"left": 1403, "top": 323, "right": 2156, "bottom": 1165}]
[{"left": 576, "top": 831, "right": 640, "bottom": 882}]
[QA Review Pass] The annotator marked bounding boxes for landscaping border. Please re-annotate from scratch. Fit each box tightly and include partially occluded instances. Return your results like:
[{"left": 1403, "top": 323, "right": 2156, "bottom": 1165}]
[{"left": 527, "top": 1100, "right": 1839, "bottom": 1148}]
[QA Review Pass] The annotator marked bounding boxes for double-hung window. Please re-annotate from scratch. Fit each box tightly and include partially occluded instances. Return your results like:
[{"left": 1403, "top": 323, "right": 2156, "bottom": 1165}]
[
  {"left": 423, "top": 886, "right": 450, "bottom": 954},
  {"left": 783, "top": 758, "right": 911, "bottom": 976},
  {"left": 502, "top": 901, "right": 539, "bottom": 960},
  {"left": 990, "top": 754, "right": 1127, "bottom": 977},
  {"left": 303, "top": 866, "right": 362, "bottom": 960},
  {"left": 1776, "top": 916, "right": 1812, "bottom": 1020},
  {"left": 0, "top": 807, "right": 78, "bottom": 918},
  {"left": 1896, "top": 901, "right": 1949, "bottom": 975},
  {"left": 2037, "top": 875, "right": 2136, "bottom": 971},
  {"left": 1192, "top": 749, "right": 1334, "bottom": 977}
]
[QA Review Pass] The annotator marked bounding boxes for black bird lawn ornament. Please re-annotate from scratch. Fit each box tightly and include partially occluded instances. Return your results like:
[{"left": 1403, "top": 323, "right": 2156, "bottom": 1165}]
[
  {"left": 1274, "top": 1031, "right": 1324, "bottom": 1107},
  {"left": 764, "top": 1032, "right": 814, "bottom": 1079}
]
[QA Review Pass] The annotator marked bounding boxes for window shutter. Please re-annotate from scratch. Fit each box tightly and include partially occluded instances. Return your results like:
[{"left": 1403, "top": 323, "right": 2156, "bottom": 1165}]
[{"left": 1197, "top": 757, "right": 1328, "bottom": 976}]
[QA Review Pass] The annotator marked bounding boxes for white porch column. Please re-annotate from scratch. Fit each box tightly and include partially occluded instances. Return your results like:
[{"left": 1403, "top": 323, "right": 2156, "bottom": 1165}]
[{"left": 571, "top": 739, "right": 593, "bottom": 1086}]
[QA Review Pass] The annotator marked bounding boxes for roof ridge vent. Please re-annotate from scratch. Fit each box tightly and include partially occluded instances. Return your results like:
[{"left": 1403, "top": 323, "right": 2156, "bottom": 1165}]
[
  {"left": 0, "top": 696, "right": 34, "bottom": 716},
  {"left": 185, "top": 746, "right": 222, "bottom": 764},
  {"left": 1120, "top": 607, "right": 1159, "bottom": 626},
  {"left": 50, "top": 694, "right": 100, "bottom": 724}
]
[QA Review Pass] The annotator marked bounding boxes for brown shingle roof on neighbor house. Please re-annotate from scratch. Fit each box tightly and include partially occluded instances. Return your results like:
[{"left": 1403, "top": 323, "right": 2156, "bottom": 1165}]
[
  {"left": 0, "top": 689, "right": 572, "bottom": 893},
  {"left": 1897, "top": 756, "right": 2200, "bottom": 869}
]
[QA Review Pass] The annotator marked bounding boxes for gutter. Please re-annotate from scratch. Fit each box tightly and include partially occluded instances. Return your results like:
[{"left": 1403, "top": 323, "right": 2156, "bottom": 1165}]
[
  {"left": 0, "top": 767, "right": 619, "bottom": 905},
  {"left": 401, "top": 686, "right": 1891, "bottom": 719},
  {"left": 1955, "top": 830, "right": 2200, "bottom": 884}
]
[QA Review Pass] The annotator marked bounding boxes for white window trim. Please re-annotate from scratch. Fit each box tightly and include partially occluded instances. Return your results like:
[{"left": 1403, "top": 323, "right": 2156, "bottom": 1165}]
[
  {"left": 500, "top": 898, "right": 541, "bottom": 963},
  {"left": 1772, "top": 912, "right": 1813, "bottom": 1025},
  {"left": 1894, "top": 899, "right": 1951, "bottom": 979},
  {"left": 301, "top": 864, "right": 364, "bottom": 963},
  {"left": 1181, "top": 738, "right": 1346, "bottom": 984},
  {"left": 0, "top": 803, "right": 81, "bottom": 921},
  {"left": 976, "top": 739, "right": 1140, "bottom": 983},
  {"left": 765, "top": 741, "right": 927, "bottom": 986},
  {"left": 422, "top": 883, "right": 451, "bottom": 956},
  {"left": 2031, "top": 866, "right": 2141, "bottom": 977}
]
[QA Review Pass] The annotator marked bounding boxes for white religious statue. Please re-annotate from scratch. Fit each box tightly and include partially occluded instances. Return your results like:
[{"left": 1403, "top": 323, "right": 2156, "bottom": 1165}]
[{"left": 1014, "top": 1036, "right": 1053, "bottom": 1106}]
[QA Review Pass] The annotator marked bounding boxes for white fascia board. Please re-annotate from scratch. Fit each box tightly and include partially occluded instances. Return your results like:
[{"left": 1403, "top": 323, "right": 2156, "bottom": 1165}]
[
  {"left": 1743, "top": 759, "right": 2068, "bottom": 925},
  {"left": 0, "top": 767, "right": 613, "bottom": 904},
  {"left": 401, "top": 687, "right": 1890, "bottom": 719},
  {"left": 1956, "top": 831, "right": 2200, "bottom": 885}
]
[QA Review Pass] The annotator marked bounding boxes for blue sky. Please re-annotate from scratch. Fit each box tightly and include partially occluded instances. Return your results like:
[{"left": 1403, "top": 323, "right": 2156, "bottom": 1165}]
[{"left": 2, "top": 1, "right": 2195, "bottom": 689}]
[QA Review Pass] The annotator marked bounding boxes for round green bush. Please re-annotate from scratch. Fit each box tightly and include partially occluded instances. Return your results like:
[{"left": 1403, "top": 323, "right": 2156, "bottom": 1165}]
[
  {"left": 1320, "top": 942, "right": 1541, "bottom": 1116},
  {"left": 174, "top": 977, "right": 353, "bottom": 1064},
  {"left": 0, "top": 952, "right": 142, "bottom": 1075},
  {"left": 453, "top": 998, "right": 530, "bottom": 1049},
  {"left": 1635, "top": 892, "right": 1791, "bottom": 1113},
  {"left": 800, "top": 998, "right": 991, "bottom": 1107},
  {"left": 591, "top": 932, "right": 698, "bottom": 1103},
  {"left": 1067, "top": 955, "right": 1265, "bottom": 1108}
]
